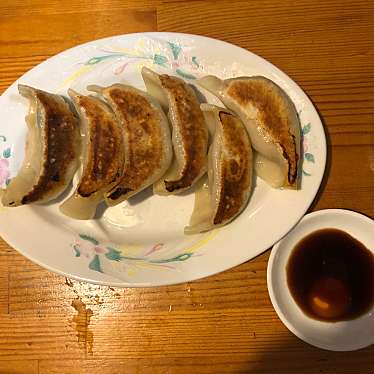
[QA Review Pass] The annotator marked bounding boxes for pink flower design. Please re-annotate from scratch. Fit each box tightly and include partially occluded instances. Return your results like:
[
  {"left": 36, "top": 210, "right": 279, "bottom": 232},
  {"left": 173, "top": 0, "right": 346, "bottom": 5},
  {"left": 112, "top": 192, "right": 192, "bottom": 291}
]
[
  {"left": 72, "top": 238, "right": 109, "bottom": 262},
  {"left": 303, "top": 138, "right": 308, "bottom": 153},
  {"left": 114, "top": 62, "right": 129, "bottom": 75},
  {"left": 94, "top": 246, "right": 108, "bottom": 254},
  {"left": 143, "top": 243, "right": 164, "bottom": 257},
  {"left": 0, "top": 159, "right": 10, "bottom": 185}
]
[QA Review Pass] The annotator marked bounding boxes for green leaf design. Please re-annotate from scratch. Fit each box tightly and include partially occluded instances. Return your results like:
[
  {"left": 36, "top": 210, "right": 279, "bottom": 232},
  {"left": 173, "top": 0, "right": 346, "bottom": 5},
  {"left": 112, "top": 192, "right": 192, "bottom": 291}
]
[
  {"left": 173, "top": 253, "right": 193, "bottom": 261},
  {"left": 0, "top": 136, "right": 6, "bottom": 142},
  {"left": 3, "top": 147, "right": 11, "bottom": 158},
  {"left": 5, "top": 178, "right": 11, "bottom": 186},
  {"left": 73, "top": 245, "right": 80, "bottom": 257},
  {"left": 168, "top": 42, "right": 182, "bottom": 60},
  {"left": 302, "top": 122, "right": 311, "bottom": 135},
  {"left": 105, "top": 247, "right": 122, "bottom": 261},
  {"left": 152, "top": 252, "right": 193, "bottom": 263},
  {"left": 153, "top": 54, "right": 168, "bottom": 66},
  {"left": 192, "top": 56, "right": 199, "bottom": 67},
  {"left": 105, "top": 247, "right": 143, "bottom": 262},
  {"left": 75, "top": 236, "right": 196, "bottom": 267},
  {"left": 175, "top": 69, "right": 196, "bottom": 80},
  {"left": 89, "top": 255, "right": 103, "bottom": 273},
  {"left": 302, "top": 169, "right": 312, "bottom": 176},
  {"left": 79, "top": 234, "right": 99, "bottom": 246},
  {"left": 304, "top": 153, "right": 315, "bottom": 163},
  {"left": 85, "top": 55, "right": 118, "bottom": 65}
]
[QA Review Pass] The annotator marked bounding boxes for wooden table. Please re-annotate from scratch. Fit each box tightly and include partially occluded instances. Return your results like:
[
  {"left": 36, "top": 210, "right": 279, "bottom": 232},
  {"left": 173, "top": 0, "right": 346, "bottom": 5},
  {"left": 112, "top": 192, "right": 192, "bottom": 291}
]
[{"left": 0, "top": 1, "right": 373, "bottom": 373}]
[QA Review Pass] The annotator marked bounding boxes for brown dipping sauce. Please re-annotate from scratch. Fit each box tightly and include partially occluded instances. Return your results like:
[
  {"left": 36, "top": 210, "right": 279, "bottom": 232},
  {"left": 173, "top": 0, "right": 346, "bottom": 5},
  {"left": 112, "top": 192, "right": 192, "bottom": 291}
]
[{"left": 287, "top": 228, "right": 374, "bottom": 322}]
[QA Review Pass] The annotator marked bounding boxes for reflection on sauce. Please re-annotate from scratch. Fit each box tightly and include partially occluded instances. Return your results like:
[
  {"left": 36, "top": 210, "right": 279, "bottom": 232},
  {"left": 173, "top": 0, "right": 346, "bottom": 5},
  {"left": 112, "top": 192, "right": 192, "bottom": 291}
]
[{"left": 287, "top": 228, "right": 374, "bottom": 322}]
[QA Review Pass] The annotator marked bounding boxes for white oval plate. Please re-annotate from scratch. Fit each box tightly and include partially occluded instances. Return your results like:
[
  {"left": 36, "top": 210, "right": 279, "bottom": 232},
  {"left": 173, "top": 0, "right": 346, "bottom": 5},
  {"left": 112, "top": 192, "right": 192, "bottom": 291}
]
[
  {"left": 0, "top": 33, "right": 326, "bottom": 286},
  {"left": 267, "top": 209, "right": 374, "bottom": 351}
]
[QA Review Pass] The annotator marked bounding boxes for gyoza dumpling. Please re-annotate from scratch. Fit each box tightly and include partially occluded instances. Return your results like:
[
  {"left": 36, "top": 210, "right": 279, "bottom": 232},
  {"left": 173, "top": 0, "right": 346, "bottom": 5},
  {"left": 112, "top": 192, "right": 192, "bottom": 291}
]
[
  {"left": 88, "top": 84, "right": 172, "bottom": 206},
  {"left": 197, "top": 75, "right": 300, "bottom": 189},
  {"left": 185, "top": 104, "right": 252, "bottom": 234},
  {"left": 59, "top": 90, "right": 125, "bottom": 219},
  {"left": 141, "top": 67, "right": 208, "bottom": 195},
  {"left": 2, "top": 85, "right": 80, "bottom": 207}
]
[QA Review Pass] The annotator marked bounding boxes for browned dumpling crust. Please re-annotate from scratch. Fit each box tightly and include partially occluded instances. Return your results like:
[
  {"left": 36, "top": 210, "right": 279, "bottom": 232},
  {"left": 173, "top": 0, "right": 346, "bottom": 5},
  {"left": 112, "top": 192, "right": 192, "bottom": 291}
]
[
  {"left": 158, "top": 75, "right": 208, "bottom": 192},
  {"left": 23, "top": 90, "right": 79, "bottom": 203},
  {"left": 185, "top": 104, "right": 252, "bottom": 234},
  {"left": 2, "top": 85, "right": 80, "bottom": 207},
  {"left": 141, "top": 67, "right": 208, "bottom": 195},
  {"left": 87, "top": 83, "right": 172, "bottom": 206},
  {"left": 226, "top": 78, "right": 298, "bottom": 186},
  {"left": 198, "top": 75, "right": 301, "bottom": 189},
  {"left": 59, "top": 90, "right": 125, "bottom": 220},
  {"left": 103, "top": 85, "right": 172, "bottom": 202},
  {"left": 73, "top": 95, "right": 124, "bottom": 198},
  {"left": 213, "top": 111, "right": 252, "bottom": 225}
]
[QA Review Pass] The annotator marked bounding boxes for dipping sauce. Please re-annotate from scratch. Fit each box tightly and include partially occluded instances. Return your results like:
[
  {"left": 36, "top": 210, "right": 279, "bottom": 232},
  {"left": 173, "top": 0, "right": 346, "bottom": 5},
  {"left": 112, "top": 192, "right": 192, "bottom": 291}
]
[{"left": 286, "top": 228, "right": 374, "bottom": 322}]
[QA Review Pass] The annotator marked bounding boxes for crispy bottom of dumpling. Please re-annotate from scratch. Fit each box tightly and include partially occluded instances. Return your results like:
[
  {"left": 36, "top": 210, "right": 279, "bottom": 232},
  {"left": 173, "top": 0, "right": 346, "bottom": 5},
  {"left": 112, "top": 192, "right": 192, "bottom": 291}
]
[
  {"left": 185, "top": 105, "right": 252, "bottom": 234},
  {"left": 158, "top": 75, "right": 208, "bottom": 193},
  {"left": 60, "top": 90, "right": 125, "bottom": 220},
  {"left": 88, "top": 84, "right": 172, "bottom": 206},
  {"left": 198, "top": 75, "right": 300, "bottom": 189},
  {"left": 226, "top": 78, "right": 299, "bottom": 186},
  {"left": 142, "top": 67, "right": 208, "bottom": 195},
  {"left": 74, "top": 95, "right": 124, "bottom": 197},
  {"left": 2, "top": 85, "right": 80, "bottom": 207}
]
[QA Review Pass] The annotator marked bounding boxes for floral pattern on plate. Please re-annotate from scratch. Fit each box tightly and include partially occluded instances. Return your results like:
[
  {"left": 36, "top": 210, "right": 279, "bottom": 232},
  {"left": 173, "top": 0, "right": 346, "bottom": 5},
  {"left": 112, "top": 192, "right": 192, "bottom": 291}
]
[
  {"left": 0, "top": 135, "right": 12, "bottom": 187},
  {"left": 60, "top": 38, "right": 203, "bottom": 90},
  {"left": 71, "top": 232, "right": 217, "bottom": 277}
]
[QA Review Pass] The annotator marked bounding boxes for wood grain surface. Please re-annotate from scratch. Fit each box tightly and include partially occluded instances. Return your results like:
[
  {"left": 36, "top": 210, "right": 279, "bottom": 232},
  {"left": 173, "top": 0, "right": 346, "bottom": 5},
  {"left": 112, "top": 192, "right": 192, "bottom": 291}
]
[{"left": 0, "top": 0, "right": 373, "bottom": 373}]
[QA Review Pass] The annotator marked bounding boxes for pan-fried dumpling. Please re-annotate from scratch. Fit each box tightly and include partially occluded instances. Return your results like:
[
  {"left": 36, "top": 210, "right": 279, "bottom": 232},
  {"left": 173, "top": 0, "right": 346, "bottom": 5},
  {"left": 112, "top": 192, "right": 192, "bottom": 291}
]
[
  {"left": 141, "top": 67, "right": 208, "bottom": 195},
  {"left": 88, "top": 84, "right": 172, "bottom": 206},
  {"left": 2, "top": 85, "right": 80, "bottom": 207},
  {"left": 197, "top": 75, "right": 300, "bottom": 189},
  {"left": 185, "top": 104, "right": 252, "bottom": 234},
  {"left": 59, "top": 90, "right": 125, "bottom": 219}
]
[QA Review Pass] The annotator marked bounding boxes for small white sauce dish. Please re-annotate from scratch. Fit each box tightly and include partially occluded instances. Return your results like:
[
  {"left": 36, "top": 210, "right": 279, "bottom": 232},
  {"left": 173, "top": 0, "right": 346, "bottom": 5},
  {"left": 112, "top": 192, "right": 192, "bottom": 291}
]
[{"left": 267, "top": 209, "right": 374, "bottom": 351}]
